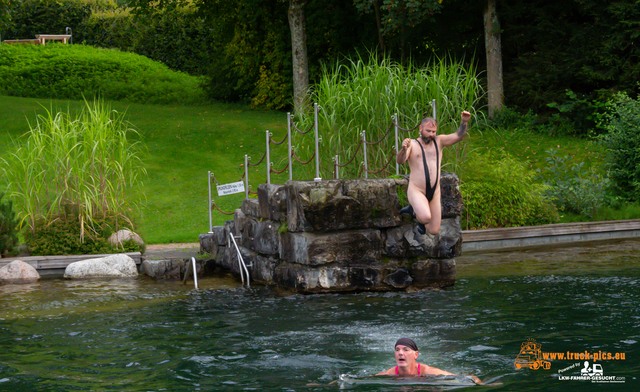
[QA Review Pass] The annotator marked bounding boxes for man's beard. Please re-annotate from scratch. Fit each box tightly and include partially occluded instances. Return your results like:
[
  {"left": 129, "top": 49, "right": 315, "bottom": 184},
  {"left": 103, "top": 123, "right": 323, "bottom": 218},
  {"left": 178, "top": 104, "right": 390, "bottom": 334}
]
[{"left": 420, "top": 134, "right": 434, "bottom": 144}]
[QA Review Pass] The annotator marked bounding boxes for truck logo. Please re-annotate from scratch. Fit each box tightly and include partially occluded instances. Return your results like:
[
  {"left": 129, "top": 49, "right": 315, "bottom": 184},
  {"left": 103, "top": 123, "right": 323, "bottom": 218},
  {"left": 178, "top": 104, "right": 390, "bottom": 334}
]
[
  {"left": 514, "top": 339, "right": 551, "bottom": 370},
  {"left": 581, "top": 361, "right": 603, "bottom": 376}
]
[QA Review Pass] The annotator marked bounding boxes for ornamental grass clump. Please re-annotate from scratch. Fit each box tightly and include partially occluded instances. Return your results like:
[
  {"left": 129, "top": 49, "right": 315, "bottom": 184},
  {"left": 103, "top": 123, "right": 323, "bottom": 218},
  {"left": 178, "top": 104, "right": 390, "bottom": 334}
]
[
  {"left": 0, "top": 99, "right": 146, "bottom": 255},
  {"left": 0, "top": 191, "right": 19, "bottom": 257},
  {"left": 302, "top": 54, "right": 484, "bottom": 179}
]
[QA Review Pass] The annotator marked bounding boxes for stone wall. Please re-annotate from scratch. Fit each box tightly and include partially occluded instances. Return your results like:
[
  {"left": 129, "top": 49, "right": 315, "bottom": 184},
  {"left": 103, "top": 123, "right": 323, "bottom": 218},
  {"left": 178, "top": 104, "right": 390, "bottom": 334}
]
[{"left": 200, "top": 173, "right": 462, "bottom": 294}]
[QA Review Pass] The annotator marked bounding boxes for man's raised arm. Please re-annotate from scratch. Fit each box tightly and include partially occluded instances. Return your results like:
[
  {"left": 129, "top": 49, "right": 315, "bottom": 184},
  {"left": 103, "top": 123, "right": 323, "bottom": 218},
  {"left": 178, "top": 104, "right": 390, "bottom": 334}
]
[{"left": 440, "top": 111, "right": 471, "bottom": 147}]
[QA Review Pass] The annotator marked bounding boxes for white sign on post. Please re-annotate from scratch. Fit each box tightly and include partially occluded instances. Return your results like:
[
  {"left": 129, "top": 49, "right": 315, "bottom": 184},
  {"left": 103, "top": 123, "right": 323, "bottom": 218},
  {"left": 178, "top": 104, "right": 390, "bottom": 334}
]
[{"left": 217, "top": 181, "right": 245, "bottom": 196}]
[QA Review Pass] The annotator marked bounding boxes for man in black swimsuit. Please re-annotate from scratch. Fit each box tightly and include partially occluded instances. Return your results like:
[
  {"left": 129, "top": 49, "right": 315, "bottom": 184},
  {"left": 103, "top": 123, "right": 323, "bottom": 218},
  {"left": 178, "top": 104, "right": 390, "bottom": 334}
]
[{"left": 396, "top": 111, "right": 471, "bottom": 235}]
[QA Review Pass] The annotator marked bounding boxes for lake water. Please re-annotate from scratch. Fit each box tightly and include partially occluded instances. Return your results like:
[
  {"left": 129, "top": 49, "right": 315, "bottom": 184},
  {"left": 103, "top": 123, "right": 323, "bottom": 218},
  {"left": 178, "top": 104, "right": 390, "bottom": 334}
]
[{"left": 1, "top": 240, "right": 639, "bottom": 391}]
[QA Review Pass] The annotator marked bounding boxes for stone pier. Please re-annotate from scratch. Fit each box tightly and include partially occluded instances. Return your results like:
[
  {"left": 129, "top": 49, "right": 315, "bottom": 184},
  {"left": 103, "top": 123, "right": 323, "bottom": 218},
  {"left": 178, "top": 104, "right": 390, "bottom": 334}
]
[{"left": 200, "top": 173, "right": 463, "bottom": 293}]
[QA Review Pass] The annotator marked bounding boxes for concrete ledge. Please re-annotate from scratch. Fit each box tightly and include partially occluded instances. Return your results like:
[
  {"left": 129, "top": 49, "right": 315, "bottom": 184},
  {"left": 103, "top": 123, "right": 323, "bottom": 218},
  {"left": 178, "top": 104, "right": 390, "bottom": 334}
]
[
  {"left": 0, "top": 252, "right": 142, "bottom": 276},
  {"left": 462, "top": 219, "right": 640, "bottom": 252}
]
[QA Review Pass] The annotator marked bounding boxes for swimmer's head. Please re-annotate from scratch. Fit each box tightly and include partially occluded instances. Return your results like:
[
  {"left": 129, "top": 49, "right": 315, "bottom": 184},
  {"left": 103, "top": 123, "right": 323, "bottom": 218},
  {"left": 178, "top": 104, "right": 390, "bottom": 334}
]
[
  {"left": 395, "top": 338, "right": 419, "bottom": 367},
  {"left": 395, "top": 338, "right": 419, "bottom": 352}
]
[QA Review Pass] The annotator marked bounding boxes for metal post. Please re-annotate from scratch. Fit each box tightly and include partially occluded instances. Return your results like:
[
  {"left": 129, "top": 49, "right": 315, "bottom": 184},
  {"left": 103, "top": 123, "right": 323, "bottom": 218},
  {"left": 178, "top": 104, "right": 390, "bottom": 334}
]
[
  {"left": 335, "top": 155, "right": 339, "bottom": 179},
  {"left": 432, "top": 99, "right": 437, "bottom": 120},
  {"left": 362, "top": 131, "right": 368, "bottom": 179},
  {"left": 244, "top": 155, "right": 249, "bottom": 200},
  {"left": 191, "top": 257, "right": 199, "bottom": 289},
  {"left": 314, "top": 103, "right": 321, "bottom": 181},
  {"left": 266, "top": 130, "right": 271, "bottom": 185},
  {"left": 207, "top": 171, "right": 212, "bottom": 233},
  {"left": 394, "top": 114, "right": 399, "bottom": 176},
  {"left": 287, "top": 112, "right": 293, "bottom": 182}
]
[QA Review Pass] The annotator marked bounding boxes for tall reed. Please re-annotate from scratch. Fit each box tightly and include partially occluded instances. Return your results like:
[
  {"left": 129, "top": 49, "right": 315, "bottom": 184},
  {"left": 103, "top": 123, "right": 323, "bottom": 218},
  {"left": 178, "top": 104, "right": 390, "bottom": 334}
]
[
  {"left": 298, "top": 54, "right": 485, "bottom": 179},
  {"left": 0, "top": 99, "right": 146, "bottom": 240}
]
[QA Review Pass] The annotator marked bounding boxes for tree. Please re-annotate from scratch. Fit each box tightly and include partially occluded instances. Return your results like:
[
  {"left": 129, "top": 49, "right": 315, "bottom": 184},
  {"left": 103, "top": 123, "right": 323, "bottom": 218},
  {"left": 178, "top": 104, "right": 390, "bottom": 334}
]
[
  {"left": 0, "top": 0, "right": 10, "bottom": 33},
  {"left": 354, "top": 0, "right": 443, "bottom": 61},
  {"left": 499, "top": 0, "right": 640, "bottom": 110},
  {"left": 484, "top": 0, "right": 503, "bottom": 117},
  {"left": 288, "top": 0, "right": 309, "bottom": 115}
]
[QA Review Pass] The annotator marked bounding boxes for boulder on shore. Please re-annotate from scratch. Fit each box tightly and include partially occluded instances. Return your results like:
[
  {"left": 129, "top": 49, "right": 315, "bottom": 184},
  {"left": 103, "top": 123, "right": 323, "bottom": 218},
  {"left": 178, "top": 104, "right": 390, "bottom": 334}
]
[
  {"left": 64, "top": 254, "right": 138, "bottom": 279},
  {"left": 0, "top": 260, "right": 40, "bottom": 284},
  {"left": 108, "top": 229, "right": 144, "bottom": 247}
]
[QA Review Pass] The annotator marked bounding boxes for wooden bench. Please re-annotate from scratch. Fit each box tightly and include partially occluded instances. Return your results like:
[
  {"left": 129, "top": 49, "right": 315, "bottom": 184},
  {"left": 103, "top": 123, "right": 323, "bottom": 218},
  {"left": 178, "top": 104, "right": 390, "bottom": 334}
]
[{"left": 35, "top": 34, "right": 72, "bottom": 45}]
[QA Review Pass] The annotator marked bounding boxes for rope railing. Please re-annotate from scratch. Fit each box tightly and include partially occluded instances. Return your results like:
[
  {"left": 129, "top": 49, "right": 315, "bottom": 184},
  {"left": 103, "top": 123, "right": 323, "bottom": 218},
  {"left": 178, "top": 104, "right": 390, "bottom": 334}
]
[
  {"left": 291, "top": 121, "right": 314, "bottom": 135},
  {"left": 364, "top": 122, "right": 395, "bottom": 145},
  {"left": 247, "top": 151, "right": 267, "bottom": 166},
  {"left": 363, "top": 154, "right": 395, "bottom": 174},
  {"left": 335, "top": 142, "right": 362, "bottom": 168},
  {"left": 211, "top": 200, "right": 235, "bottom": 216},
  {"left": 242, "top": 104, "right": 322, "bottom": 187},
  {"left": 270, "top": 160, "right": 290, "bottom": 175},
  {"left": 269, "top": 134, "right": 288, "bottom": 146},
  {"left": 210, "top": 171, "right": 245, "bottom": 185},
  {"left": 210, "top": 100, "right": 439, "bottom": 222},
  {"left": 292, "top": 151, "right": 316, "bottom": 165},
  {"left": 393, "top": 121, "right": 421, "bottom": 132}
]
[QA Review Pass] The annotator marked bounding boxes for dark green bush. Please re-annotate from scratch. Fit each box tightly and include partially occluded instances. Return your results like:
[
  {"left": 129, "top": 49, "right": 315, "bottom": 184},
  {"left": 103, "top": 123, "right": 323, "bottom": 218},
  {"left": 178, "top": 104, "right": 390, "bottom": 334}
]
[
  {"left": 200, "top": 0, "right": 292, "bottom": 108},
  {"left": 0, "top": 43, "right": 204, "bottom": 103},
  {"left": 82, "top": 7, "right": 216, "bottom": 76},
  {"left": 4, "top": 0, "right": 108, "bottom": 42},
  {"left": 487, "top": 106, "right": 567, "bottom": 136},
  {"left": 601, "top": 92, "right": 640, "bottom": 202},
  {"left": 539, "top": 149, "right": 610, "bottom": 218},
  {"left": 0, "top": 192, "right": 19, "bottom": 257},
  {"left": 546, "top": 90, "right": 610, "bottom": 136},
  {"left": 79, "top": 7, "right": 136, "bottom": 52},
  {"left": 461, "top": 151, "right": 559, "bottom": 229},
  {"left": 24, "top": 213, "right": 143, "bottom": 256},
  {"left": 487, "top": 106, "right": 542, "bottom": 131}
]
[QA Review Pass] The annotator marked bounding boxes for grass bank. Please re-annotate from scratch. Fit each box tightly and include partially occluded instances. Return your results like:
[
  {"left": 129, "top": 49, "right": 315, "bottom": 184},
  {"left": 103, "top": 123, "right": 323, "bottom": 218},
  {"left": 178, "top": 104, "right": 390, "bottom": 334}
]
[
  {"left": 0, "top": 95, "right": 635, "bottom": 244},
  {"left": 0, "top": 95, "right": 292, "bottom": 244}
]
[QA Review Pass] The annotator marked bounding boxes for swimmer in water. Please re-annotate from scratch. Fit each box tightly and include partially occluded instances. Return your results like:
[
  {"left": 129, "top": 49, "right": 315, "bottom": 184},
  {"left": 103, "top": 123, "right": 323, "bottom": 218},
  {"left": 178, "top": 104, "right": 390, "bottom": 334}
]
[{"left": 376, "top": 338, "right": 485, "bottom": 384}]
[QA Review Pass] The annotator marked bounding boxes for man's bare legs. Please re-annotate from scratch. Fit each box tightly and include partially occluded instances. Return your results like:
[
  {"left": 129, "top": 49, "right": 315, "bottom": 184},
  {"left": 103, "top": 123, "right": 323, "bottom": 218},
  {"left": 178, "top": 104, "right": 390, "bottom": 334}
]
[{"left": 407, "top": 183, "right": 441, "bottom": 235}]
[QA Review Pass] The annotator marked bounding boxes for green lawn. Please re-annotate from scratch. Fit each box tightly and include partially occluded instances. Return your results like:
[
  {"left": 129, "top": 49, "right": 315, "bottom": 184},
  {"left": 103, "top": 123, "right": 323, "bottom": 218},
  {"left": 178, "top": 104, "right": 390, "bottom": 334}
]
[
  {"left": 0, "top": 95, "right": 632, "bottom": 244},
  {"left": 0, "top": 95, "right": 293, "bottom": 244},
  {"left": 469, "top": 125, "right": 604, "bottom": 177}
]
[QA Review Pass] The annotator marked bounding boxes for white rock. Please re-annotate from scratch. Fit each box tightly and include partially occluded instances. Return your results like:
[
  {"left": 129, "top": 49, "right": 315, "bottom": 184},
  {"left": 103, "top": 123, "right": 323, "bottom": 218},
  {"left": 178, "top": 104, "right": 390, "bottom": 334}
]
[
  {"left": 64, "top": 254, "right": 138, "bottom": 279},
  {"left": 108, "top": 229, "right": 144, "bottom": 247},
  {"left": 0, "top": 260, "right": 40, "bottom": 284}
]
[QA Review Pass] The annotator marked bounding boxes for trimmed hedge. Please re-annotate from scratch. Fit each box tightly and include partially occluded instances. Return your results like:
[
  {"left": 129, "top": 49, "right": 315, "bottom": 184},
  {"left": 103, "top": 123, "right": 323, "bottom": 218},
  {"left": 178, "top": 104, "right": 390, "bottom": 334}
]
[
  {"left": 4, "top": 0, "right": 110, "bottom": 42},
  {"left": 0, "top": 43, "right": 205, "bottom": 104},
  {"left": 81, "top": 7, "right": 215, "bottom": 77}
]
